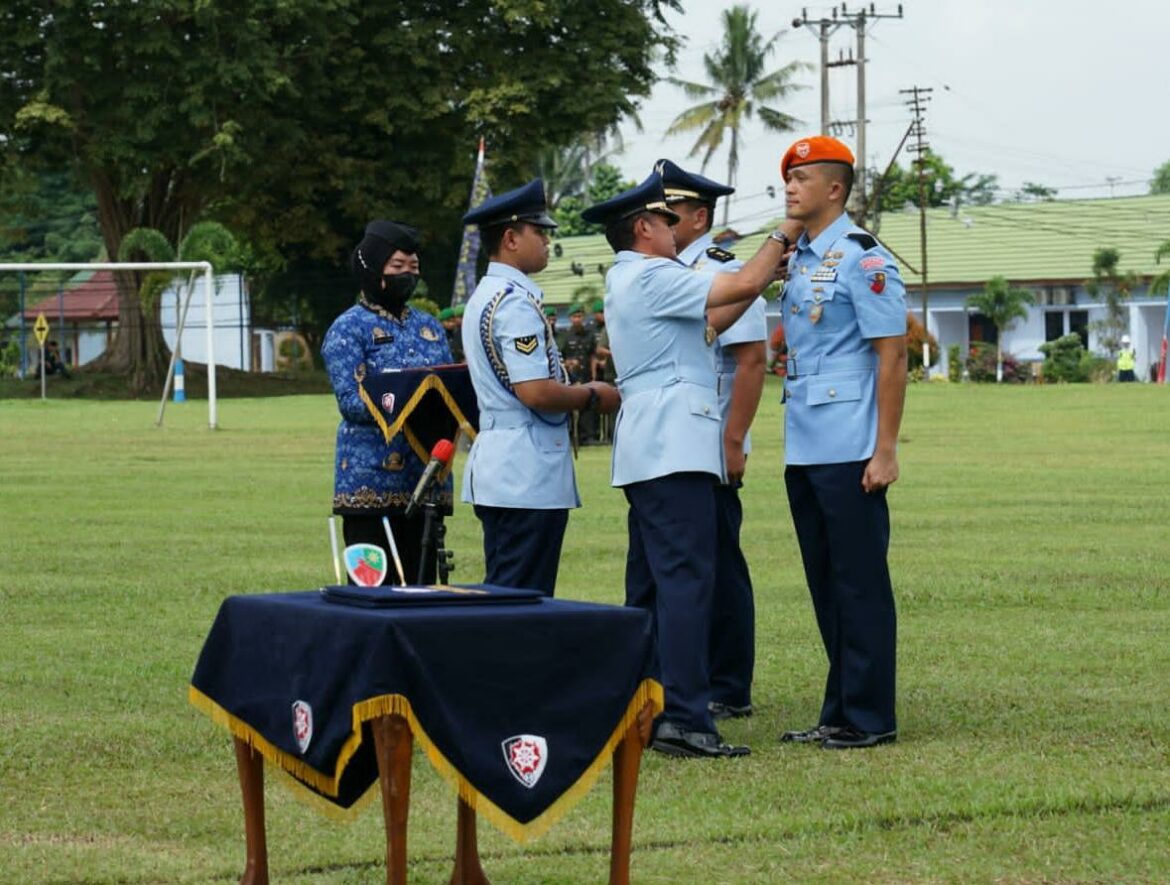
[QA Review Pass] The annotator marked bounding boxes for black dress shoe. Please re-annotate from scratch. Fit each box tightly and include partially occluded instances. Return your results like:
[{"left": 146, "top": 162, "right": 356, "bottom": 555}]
[
  {"left": 779, "top": 724, "right": 843, "bottom": 744},
  {"left": 651, "top": 722, "right": 751, "bottom": 758},
  {"left": 709, "top": 701, "right": 754, "bottom": 721},
  {"left": 820, "top": 727, "right": 897, "bottom": 750}
]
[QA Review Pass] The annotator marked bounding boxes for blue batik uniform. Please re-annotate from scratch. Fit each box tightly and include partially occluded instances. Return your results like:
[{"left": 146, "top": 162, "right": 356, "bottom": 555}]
[
  {"left": 781, "top": 211, "right": 907, "bottom": 735},
  {"left": 461, "top": 261, "right": 577, "bottom": 595},
  {"left": 605, "top": 249, "right": 727, "bottom": 734},
  {"left": 322, "top": 297, "right": 453, "bottom": 514},
  {"left": 678, "top": 232, "right": 765, "bottom": 714}
]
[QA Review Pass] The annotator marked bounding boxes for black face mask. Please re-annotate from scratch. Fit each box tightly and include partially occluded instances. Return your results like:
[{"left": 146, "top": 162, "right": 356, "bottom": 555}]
[{"left": 370, "top": 272, "right": 419, "bottom": 311}]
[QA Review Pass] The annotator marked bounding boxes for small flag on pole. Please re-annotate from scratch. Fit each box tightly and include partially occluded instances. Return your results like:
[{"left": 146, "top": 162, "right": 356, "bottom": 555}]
[{"left": 451, "top": 138, "right": 492, "bottom": 308}]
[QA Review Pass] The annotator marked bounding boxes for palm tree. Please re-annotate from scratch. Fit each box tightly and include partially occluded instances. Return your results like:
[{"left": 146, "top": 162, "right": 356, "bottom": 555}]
[
  {"left": 1150, "top": 240, "right": 1170, "bottom": 299},
  {"left": 965, "top": 276, "right": 1034, "bottom": 383},
  {"left": 665, "top": 5, "right": 809, "bottom": 226}
]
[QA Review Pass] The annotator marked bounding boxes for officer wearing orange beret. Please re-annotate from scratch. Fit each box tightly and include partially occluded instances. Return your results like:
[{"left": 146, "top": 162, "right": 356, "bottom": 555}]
[{"left": 776, "top": 135, "right": 909, "bottom": 750}]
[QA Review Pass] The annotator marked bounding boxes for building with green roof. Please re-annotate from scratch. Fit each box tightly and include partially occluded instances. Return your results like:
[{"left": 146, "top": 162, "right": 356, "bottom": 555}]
[{"left": 539, "top": 193, "right": 1170, "bottom": 379}]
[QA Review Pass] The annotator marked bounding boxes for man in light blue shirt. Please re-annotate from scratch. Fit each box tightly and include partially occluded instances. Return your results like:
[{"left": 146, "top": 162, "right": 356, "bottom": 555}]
[
  {"left": 461, "top": 179, "right": 620, "bottom": 595},
  {"left": 776, "top": 136, "right": 908, "bottom": 750},
  {"left": 583, "top": 174, "right": 797, "bottom": 758},
  {"left": 659, "top": 159, "right": 767, "bottom": 723}
]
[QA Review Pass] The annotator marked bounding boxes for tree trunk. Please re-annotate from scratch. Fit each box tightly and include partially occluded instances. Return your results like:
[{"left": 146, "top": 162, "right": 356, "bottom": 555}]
[
  {"left": 996, "top": 342, "right": 1004, "bottom": 383},
  {"left": 84, "top": 172, "right": 180, "bottom": 394},
  {"left": 723, "top": 126, "right": 738, "bottom": 229}
]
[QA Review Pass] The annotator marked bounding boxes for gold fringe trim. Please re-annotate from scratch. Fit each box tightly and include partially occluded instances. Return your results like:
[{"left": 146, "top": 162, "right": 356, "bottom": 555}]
[
  {"left": 358, "top": 373, "right": 477, "bottom": 466},
  {"left": 188, "top": 679, "right": 663, "bottom": 844}
]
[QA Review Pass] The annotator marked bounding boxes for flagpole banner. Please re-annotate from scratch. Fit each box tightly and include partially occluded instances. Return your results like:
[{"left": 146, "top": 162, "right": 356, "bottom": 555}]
[
  {"left": 359, "top": 364, "right": 479, "bottom": 464},
  {"left": 189, "top": 591, "right": 663, "bottom": 842},
  {"left": 1159, "top": 281, "right": 1169, "bottom": 384},
  {"left": 451, "top": 138, "right": 492, "bottom": 308}
]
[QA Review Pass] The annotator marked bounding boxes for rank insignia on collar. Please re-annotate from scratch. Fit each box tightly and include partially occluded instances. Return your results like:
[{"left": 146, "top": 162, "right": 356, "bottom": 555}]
[
  {"left": 705, "top": 246, "right": 736, "bottom": 263},
  {"left": 869, "top": 271, "right": 887, "bottom": 294},
  {"left": 809, "top": 303, "right": 824, "bottom": 324},
  {"left": 420, "top": 326, "right": 440, "bottom": 341},
  {"left": 704, "top": 325, "right": 717, "bottom": 346},
  {"left": 514, "top": 334, "right": 539, "bottom": 354}
]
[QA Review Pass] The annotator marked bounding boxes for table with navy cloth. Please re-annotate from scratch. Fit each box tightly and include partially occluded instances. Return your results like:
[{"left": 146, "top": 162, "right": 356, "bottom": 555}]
[{"left": 189, "top": 587, "right": 664, "bottom": 884}]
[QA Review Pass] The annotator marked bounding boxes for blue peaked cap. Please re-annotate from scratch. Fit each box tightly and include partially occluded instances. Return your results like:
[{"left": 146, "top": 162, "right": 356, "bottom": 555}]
[
  {"left": 580, "top": 174, "right": 680, "bottom": 227},
  {"left": 655, "top": 159, "right": 735, "bottom": 204},
  {"left": 462, "top": 178, "right": 557, "bottom": 228}
]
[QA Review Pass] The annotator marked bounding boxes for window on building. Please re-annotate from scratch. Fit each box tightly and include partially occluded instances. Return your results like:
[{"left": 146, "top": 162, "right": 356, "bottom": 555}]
[
  {"left": 1045, "top": 311, "right": 1064, "bottom": 341},
  {"left": 1069, "top": 310, "right": 1089, "bottom": 349},
  {"left": 969, "top": 313, "right": 998, "bottom": 344},
  {"left": 1044, "top": 309, "right": 1090, "bottom": 349}
]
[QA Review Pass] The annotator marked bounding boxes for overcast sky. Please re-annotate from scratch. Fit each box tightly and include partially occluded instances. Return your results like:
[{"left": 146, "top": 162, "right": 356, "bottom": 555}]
[{"left": 614, "top": 1, "right": 1167, "bottom": 230}]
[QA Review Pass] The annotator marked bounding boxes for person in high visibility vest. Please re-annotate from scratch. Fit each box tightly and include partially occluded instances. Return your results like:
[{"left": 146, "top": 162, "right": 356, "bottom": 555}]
[{"left": 1117, "top": 334, "right": 1137, "bottom": 383}]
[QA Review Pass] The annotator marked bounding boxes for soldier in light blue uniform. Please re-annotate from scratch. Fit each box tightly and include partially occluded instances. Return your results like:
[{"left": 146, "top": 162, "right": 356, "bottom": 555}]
[
  {"left": 322, "top": 220, "right": 453, "bottom": 585},
  {"left": 659, "top": 159, "right": 768, "bottom": 722},
  {"left": 584, "top": 174, "right": 797, "bottom": 758},
  {"left": 775, "top": 136, "right": 909, "bottom": 750},
  {"left": 461, "top": 179, "right": 620, "bottom": 595}
]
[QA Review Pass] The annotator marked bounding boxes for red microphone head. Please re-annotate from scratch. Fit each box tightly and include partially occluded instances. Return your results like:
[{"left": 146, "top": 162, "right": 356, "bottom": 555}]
[{"left": 431, "top": 439, "right": 456, "bottom": 464}]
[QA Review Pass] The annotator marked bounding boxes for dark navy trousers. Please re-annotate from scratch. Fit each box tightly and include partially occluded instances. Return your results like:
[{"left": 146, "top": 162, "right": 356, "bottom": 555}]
[
  {"left": 623, "top": 472, "right": 718, "bottom": 734},
  {"left": 709, "top": 482, "right": 756, "bottom": 708},
  {"left": 474, "top": 506, "right": 569, "bottom": 597},
  {"left": 785, "top": 461, "right": 897, "bottom": 734}
]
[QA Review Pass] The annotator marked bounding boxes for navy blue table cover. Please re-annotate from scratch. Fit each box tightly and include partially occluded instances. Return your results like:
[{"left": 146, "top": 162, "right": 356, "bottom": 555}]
[{"left": 189, "top": 588, "right": 663, "bottom": 841}]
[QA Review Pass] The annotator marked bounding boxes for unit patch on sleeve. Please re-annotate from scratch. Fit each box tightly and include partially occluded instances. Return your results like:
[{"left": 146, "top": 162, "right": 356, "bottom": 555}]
[
  {"left": 859, "top": 255, "right": 885, "bottom": 271},
  {"left": 868, "top": 272, "right": 887, "bottom": 294},
  {"left": 514, "top": 335, "right": 539, "bottom": 354},
  {"left": 705, "top": 246, "right": 737, "bottom": 263}
]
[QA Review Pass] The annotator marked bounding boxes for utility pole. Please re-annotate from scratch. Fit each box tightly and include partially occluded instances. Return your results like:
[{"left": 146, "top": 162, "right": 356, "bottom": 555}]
[
  {"left": 793, "top": 8, "right": 845, "bottom": 135},
  {"left": 795, "top": 5, "right": 904, "bottom": 218},
  {"left": 902, "top": 85, "right": 933, "bottom": 377}
]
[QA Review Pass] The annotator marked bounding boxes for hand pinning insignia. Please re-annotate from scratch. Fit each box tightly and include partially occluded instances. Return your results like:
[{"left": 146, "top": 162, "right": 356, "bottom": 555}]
[{"left": 514, "top": 335, "right": 539, "bottom": 354}]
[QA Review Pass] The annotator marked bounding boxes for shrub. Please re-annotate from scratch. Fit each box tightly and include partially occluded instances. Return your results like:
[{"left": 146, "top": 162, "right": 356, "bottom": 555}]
[
  {"left": 947, "top": 343, "right": 962, "bottom": 383},
  {"left": 1038, "top": 334, "right": 1090, "bottom": 383},
  {"left": 407, "top": 296, "right": 440, "bottom": 318},
  {"left": 906, "top": 312, "right": 939, "bottom": 370},
  {"left": 966, "top": 340, "right": 1026, "bottom": 383}
]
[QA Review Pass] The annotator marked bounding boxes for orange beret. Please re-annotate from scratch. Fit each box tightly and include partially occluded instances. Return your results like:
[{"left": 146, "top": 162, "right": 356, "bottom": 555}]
[{"left": 780, "top": 136, "right": 856, "bottom": 182}]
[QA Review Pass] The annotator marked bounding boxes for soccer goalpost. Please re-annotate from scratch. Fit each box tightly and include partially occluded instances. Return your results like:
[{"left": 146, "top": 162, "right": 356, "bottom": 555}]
[{"left": 1, "top": 261, "right": 220, "bottom": 428}]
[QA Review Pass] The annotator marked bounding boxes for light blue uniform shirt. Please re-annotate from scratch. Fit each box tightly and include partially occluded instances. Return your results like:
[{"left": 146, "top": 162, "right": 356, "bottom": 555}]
[
  {"left": 780, "top": 212, "right": 907, "bottom": 465},
  {"left": 461, "top": 262, "right": 579, "bottom": 509},
  {"left": 604, "top": 250, "right": 723, "bottom": 486},
  {"left": 678, "top": 233, "right": 767, "bottom": 456}
]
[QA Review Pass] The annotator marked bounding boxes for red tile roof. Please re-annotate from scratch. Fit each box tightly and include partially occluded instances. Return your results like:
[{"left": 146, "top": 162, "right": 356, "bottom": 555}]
[{"left": 21, "top": 271, "right": 120, "bottom": 322}]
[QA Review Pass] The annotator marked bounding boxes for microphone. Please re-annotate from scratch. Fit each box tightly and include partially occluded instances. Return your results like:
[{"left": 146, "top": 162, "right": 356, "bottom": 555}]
[{"left": 404, "top": 439, "right": 455, "bottom": 518}]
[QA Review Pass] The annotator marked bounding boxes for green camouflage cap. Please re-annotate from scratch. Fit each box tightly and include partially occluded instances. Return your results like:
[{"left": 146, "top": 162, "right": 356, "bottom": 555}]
[
  {"left": 591, "top": 298, "right": 605, "bottom": 313},
  {"left": 544, "top": 305, "right": 558, "bottom": 317},
  {"left": 569, "top": 302, "right": 586, "bottom": 315},
  {"left": 453, "top": 304, "right": 465, "bottom": 317},
  {"left": 438, "top": 307, "right": 455, "bottom": 320}
]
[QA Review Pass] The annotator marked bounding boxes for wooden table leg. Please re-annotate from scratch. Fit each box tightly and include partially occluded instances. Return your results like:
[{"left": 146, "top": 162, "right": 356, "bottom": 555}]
[
  {"left": 372, "top": 715, "right": 413, "bottom": 885},
  {"left": 609, "top": 702, "right": 654, "bottom": 885},
  {"left": 448, "top": 797, "right": 490, "bottom": 885},
  {"left": 233, "top": 738, "right": 269, "bottom": 885}
]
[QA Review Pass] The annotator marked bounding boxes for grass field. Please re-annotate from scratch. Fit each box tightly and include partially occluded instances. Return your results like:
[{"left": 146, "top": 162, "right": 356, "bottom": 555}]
[{"left": 2, "top": 379, "right": 1169, "bottom": 883}]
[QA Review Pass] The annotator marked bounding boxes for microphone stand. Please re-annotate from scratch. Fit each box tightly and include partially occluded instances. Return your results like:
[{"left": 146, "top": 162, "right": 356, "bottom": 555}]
[{"left": 416, "top": 483, "right": 455, "bottom": 585}]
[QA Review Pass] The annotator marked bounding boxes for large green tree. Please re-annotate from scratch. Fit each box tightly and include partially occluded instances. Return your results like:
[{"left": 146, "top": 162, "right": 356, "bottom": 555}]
[
  {"left": 1, "top": 0, "right": 679, "bottom": 390},
  {"left": 872, "top": 151, "right": 999, "bottom": 215},
  {"left": 965, "top": 276, "right": 1034, "bottom": 383},
  {"left": 1150, "top": 160, "right": 1170, "bottom": 195},
  {"left": 665, "top": 5, "right": 808, "bottom": 226}
]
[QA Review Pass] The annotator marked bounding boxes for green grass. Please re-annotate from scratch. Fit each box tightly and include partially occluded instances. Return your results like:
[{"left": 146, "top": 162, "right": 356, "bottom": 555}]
[{"left": 2, "top": 380, "right": 1169, "bottom": 883}]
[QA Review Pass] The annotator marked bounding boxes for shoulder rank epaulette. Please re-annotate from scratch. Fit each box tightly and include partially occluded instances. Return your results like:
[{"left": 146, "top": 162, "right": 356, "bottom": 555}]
[
  {"left": 705, "top": 246, "right": 736, "bottom": 263},
  {"left": 846, "top": 232, "right": 879, "bottom": 250}
]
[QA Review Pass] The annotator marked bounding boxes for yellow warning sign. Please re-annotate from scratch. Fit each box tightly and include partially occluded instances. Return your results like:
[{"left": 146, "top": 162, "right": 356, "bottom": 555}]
[{"left": 34, "top": 313, "right": 50, "bottom": 347}]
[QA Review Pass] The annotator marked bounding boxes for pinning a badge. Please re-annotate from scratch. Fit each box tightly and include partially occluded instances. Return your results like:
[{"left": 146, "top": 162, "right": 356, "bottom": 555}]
[
  {"left": 514, "top": 335, "right": 539, "bottom": 354},
  {"left": 344, "top": 543, "right": 388, "bottom": 586},
  {"left": 292, "top": 700, "right": 313, "bottom": 754},
  {"left": 809, "top": 303, "right": 824, "bottom": 324},
  {"left": 502, "top": 734, "right": 548, "bottom": 789},
  {"left": 869, "top": 272, "right": 887, "bottom": 294},
  {"left": 420, "top": 326, "right": 440, "bottom": 342},
  {"left": 704, "top": 325, "right": 717, "bottom": 346}
]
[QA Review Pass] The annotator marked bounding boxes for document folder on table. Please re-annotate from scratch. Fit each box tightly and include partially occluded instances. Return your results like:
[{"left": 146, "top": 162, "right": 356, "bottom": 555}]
[{"left": 320, "top": 583, "right": 543, "bottom": 607}]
